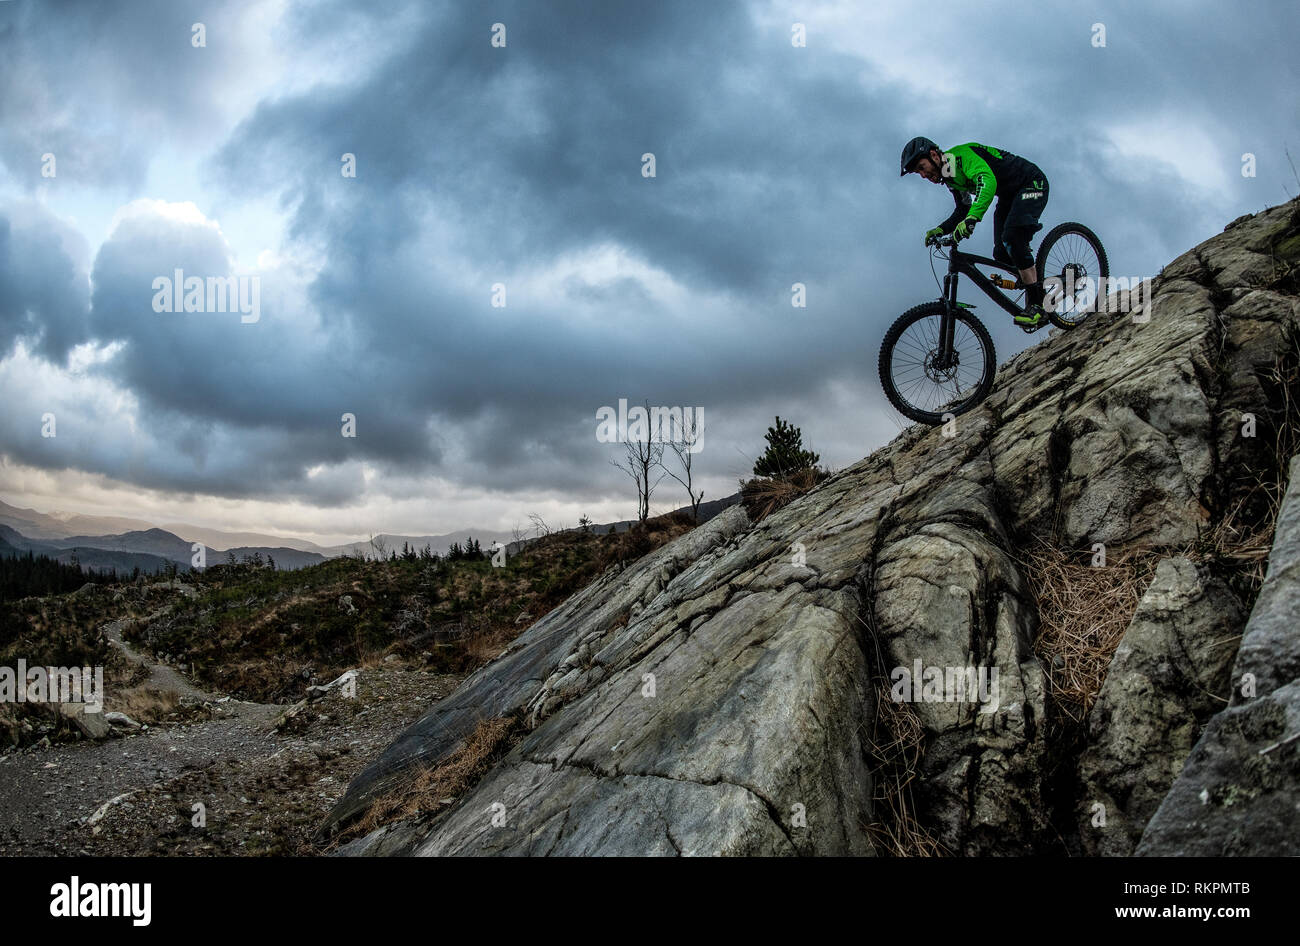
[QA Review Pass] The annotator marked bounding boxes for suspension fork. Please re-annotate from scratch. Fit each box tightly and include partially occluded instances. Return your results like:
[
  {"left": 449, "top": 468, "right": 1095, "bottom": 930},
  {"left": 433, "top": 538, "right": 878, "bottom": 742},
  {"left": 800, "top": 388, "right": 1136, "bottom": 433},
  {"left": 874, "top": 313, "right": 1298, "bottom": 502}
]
[{"left": 937, "top": 260, "right": 961, "bottom": 369}]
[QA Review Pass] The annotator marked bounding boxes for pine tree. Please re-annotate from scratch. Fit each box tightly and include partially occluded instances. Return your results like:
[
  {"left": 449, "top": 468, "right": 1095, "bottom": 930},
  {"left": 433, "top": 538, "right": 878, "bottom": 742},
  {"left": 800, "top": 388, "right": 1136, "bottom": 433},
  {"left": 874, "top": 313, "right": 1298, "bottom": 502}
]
[{"left": 753, "top": 416, "right": 820, "bottom": 478}]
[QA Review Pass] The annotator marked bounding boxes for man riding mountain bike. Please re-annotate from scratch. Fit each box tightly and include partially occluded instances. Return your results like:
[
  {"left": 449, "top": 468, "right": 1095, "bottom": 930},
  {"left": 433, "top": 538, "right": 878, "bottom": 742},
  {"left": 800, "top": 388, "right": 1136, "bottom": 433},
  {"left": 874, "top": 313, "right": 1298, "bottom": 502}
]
[{"left": 900, "top": 137, "right": 1050, "bottom": 328}]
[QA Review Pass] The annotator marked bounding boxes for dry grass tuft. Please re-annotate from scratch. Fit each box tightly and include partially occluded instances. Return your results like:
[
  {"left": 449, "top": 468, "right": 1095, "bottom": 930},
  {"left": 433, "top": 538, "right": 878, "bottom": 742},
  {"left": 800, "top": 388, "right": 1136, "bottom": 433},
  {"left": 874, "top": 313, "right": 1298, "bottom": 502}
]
[
  {"left": 1256, "top": 328, "right": 1299, "bottom": 513},
  {"left": 740, "top": 468, "right": 828, "bottom": 522},
  {"left": 348, "top": 714, "right": 524, "bottom": 840},
  {"left": 1017, "top": 540, "right": 1153, "bottom": 727},
  {"left": 1197, "top": 490, "right": 1275, "bottom": 587},
  {"left": 1191, "top": 327, "right": 1300, "bottom": 606},
  {"left": 461, "top": 626, "right": 513, "bottom": 665},
  {"left": 111, "top": 685, "right": 181, "bottom": 724},
  {"left": 356, "top": 647, "right": 392, "bottom": 670},
  {"left": 862, "top": 682, "right": 949, "bottom": 857},
  {"left": 1209, "top": 333, "right": 1300, "bottom": 566}
]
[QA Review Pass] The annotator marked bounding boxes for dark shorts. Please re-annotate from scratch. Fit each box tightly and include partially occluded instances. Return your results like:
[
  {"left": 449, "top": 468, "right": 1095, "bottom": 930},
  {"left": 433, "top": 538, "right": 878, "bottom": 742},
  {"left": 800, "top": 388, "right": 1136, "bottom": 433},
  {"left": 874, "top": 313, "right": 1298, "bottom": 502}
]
[{"left": 992, "top": 170, "right": 1049, "bottom": 269}]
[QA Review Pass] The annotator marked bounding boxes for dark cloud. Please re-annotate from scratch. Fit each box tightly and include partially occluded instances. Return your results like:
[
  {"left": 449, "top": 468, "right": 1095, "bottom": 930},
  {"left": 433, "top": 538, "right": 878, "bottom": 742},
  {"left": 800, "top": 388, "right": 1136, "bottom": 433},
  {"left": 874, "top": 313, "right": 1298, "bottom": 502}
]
[
  {"left": 0, "top": 0, "right": 271, "bottom": 191},
  {"left": 1, "top": 0, "right": 1297, "bottom": 515},
  {"left": 0, "top": 202, "right": 90, "bottom": 362}
]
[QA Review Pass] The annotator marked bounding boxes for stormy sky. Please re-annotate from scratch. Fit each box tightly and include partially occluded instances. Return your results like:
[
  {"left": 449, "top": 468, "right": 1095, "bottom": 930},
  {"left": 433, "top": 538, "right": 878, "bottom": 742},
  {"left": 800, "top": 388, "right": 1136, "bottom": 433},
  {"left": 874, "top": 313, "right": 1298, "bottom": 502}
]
[{"left": 1, "top": 0, "right": 1297, "bottom": 543}]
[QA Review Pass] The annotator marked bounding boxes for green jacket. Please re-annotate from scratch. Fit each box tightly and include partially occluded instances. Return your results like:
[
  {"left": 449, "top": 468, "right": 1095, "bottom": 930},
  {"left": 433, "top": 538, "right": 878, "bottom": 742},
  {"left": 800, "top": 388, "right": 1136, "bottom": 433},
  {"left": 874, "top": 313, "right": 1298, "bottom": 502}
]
[{"left": 937, "top": 143, "right": 1040, "bottom": 232}]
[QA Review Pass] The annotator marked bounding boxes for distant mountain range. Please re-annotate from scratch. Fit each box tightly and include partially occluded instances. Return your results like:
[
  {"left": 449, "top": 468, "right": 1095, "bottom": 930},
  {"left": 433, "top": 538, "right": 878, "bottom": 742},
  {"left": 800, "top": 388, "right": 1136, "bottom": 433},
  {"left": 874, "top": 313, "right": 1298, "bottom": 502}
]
[
  {"left": 0, "top": 493, "right": 743, "bottom": 575},
  {"left": 0, "top": 499, "right": 332, "bottom": 553},
  {"left": 0, "top": 523, "right": 326, "bottom": 574},
  {"left": 0, "top": 524, "right": 191, "bottom": 575}
]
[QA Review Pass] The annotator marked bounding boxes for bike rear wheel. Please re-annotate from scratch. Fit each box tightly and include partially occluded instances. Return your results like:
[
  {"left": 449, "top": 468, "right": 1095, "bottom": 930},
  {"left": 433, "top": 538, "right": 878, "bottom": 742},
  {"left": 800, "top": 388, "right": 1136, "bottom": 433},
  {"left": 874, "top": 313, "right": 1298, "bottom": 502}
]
[
  {"left": 1037, "top": 222, "right": 1109, "bottom": 329},
  {"left": 879, "top": 301, "right": 997, "bottom": 425}
]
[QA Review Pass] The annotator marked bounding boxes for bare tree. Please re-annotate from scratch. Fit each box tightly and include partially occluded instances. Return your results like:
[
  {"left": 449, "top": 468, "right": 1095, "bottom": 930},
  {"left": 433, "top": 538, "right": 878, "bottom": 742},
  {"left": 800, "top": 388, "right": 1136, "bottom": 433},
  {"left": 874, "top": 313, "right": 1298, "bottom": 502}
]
[
  {"left": 610, "top": 402, "right": 665, "bottom": 522},
  {"left": 528, "top": 512, "right": 552, "bottom": 538},
  {"left": 367, "top": 533, "right": 388, "bottom": 562},
  {"left": 512, "top": 521, "right": 527, "bottom": 543},
  {"left": 661, "top": 422, "right": 706, "bottom": 521}
]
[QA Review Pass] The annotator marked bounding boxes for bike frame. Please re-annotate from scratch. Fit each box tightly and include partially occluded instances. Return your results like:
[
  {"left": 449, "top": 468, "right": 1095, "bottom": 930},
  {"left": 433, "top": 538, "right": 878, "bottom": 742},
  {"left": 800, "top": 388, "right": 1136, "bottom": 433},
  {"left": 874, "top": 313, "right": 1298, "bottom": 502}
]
[{"left": 933, "top": 236, "right": 1023, "bottom": 366}]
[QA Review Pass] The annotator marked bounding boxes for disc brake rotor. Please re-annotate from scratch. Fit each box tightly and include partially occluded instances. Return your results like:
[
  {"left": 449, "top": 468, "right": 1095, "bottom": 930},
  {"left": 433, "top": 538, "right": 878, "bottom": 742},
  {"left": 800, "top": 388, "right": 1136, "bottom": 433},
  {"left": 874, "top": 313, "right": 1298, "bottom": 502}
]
[{"left": 923, "top": 348, "right": 959, "bottom": 383}]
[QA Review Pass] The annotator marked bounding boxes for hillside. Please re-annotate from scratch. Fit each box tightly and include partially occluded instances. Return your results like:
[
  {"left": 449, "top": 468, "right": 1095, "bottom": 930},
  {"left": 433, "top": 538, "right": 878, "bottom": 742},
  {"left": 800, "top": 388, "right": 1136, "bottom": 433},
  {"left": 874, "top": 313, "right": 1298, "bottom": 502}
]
[
  {"left": 0, "top": 512, "right": 698, "bottom": 854},
  {"left": 323, "top": 198, "right": 1300, "bottom": 855},
  {"left": 0, "top": 496, "right": 740, "bottom": 573}
]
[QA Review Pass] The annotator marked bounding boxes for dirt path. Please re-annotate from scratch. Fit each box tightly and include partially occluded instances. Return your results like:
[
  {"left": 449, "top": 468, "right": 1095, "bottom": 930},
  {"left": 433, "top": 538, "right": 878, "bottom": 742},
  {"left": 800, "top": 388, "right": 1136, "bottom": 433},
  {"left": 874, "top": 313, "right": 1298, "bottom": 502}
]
[
  {"left": 102, "top": 614, "right": 219, "bottom": 705},
  {"left": 0, "top": 622, "right": 462, "bottom": 855}
]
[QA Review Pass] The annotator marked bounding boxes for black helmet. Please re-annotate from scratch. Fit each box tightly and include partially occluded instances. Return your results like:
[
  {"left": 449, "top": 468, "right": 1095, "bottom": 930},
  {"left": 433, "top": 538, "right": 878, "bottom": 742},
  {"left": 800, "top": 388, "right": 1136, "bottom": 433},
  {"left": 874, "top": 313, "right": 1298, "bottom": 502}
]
[{"left": 900, "top": 136, "right": 939, "bottom": 176}]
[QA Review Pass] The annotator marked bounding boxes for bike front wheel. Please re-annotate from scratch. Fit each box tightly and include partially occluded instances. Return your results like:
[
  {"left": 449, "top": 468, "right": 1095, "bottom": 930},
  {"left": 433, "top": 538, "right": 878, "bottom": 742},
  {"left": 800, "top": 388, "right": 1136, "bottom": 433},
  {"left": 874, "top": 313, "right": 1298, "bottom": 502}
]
[
  {"left": 1037, "top": 222, "right": 1109, "bottom": 329},
  {"left": 879, "top": 301, "right": 997, "bottom": 425}
]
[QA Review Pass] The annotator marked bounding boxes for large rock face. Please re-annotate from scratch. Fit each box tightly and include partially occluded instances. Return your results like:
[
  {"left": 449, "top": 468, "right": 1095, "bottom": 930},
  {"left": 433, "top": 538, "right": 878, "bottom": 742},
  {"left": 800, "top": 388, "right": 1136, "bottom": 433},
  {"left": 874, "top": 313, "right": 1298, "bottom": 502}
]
[
  {"left": 1227, "top": 454, "right": 1300, "bottom": 699},
  {"left": 326, "top": 199, "right": 1300, "bottom": 855},
  {"left": 1136, "top": 455, "right": 1300, "bottom": 856},
  {"left": 1077, "top": 557, "right": 1242, "bottom": 855}
]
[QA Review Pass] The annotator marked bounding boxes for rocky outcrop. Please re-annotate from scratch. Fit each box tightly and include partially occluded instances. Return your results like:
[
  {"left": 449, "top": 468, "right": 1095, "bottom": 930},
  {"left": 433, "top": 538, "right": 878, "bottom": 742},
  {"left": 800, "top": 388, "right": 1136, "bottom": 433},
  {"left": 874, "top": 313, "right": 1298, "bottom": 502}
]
[
  {"left": 1136, "top": 454, "right": 1300, "bottom": 855},
  {"left": 55, "top": 702, "right": 112, "bottom": 741},
  {"left": 323, "top": 509, "right": 758, "bottom": 833},
  {"left": 1227, "top": 454, "right": 1300, "bottom": 700},
  {"left": 1135, "top": 680, "right": 1300, "bottom": 856},
  {"left": 870, "top": 444, "right": 1050, "bottom": 854},
  {"left": 326, "top": 199, "right": 1300, "bottom": 855},
  {"left": 1077, "top": 558, "right": 1242, "bottom": 855}
]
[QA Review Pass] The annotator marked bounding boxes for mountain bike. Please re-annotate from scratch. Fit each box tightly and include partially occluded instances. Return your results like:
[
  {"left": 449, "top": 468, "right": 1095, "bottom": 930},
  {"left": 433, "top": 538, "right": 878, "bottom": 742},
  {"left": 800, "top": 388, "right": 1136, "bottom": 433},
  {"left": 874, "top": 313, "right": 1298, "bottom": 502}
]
[{"left": 878, "top": 222, "right": 1108, "bottom": 425}]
